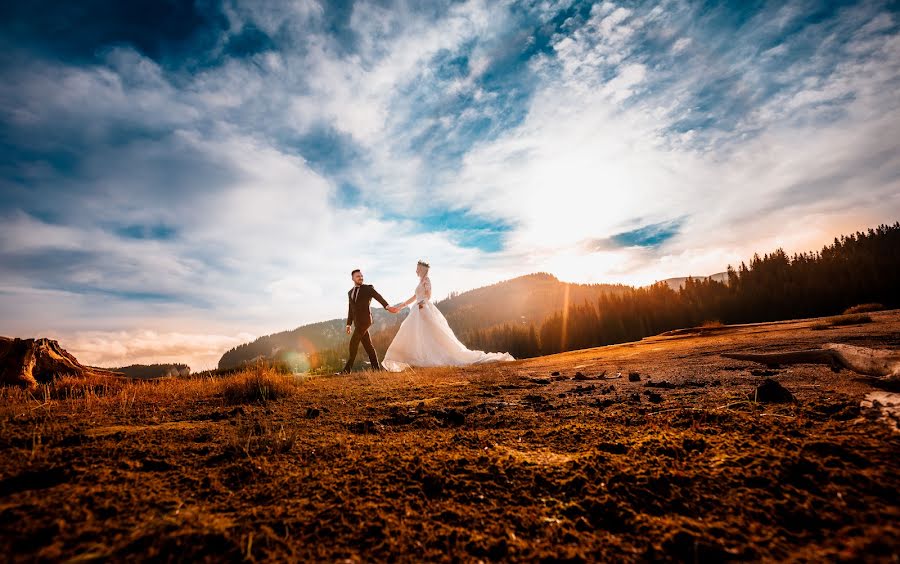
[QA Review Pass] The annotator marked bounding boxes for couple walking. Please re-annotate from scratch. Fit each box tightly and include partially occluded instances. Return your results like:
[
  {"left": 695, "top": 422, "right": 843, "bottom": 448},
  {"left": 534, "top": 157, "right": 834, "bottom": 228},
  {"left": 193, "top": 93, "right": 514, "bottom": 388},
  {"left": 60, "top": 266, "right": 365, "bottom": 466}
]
[{"left": 341, "top": 261, "right": 515, "bottom": 373}]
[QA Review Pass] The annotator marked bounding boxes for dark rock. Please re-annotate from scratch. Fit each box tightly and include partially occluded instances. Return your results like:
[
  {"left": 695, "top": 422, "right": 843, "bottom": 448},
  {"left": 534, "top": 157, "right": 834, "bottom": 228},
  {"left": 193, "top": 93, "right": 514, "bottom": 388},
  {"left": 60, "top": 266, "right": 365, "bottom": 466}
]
[
  {"left": 551, "top": 371, "right": 560, "bottom": 376},
  {"left": 750, "top": 378, "right": 795, "bottom": 403},
  {"left": 528, "top": 377, "right": 551, "bottom": 385},
  {"left": 646, "top": 391, "right": 664, "bottom": 403},
  {"left": 628, "top": 393, "right": 641, "bottom": 403},
  {"left": 628, "top": 372, "right": 641, "bottom": 382},
  {"left": 574, "top": 371, "right": 586, "bottom": 379},
  {"left": 572, "top": 384, "right": 596, "bottom": 395},
  {"left": 644, "top": 380, "right": 676, "bottom": 389},
  {"left": 591, "top": 398, "right": 616, "bottom": 409},
  {"left": 348, "top": 420, "right": 384, "bottom": 434},
  {"left": 305, "top": 407, "right": 321, "bottom": 419},
  {"left": 434, "top": 409, "right": 466, "bottom": 427},
  {"left": 751, "top": 368, "right": 780, "bottom": 376}
]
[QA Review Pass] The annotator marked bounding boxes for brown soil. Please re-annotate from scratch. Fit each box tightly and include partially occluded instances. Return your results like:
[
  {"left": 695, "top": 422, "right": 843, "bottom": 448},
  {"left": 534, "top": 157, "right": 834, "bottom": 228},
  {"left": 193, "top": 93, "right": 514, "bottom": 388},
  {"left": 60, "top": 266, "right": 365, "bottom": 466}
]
[{"left": 2, "top": 312, "right": 899, "bottom": 562}]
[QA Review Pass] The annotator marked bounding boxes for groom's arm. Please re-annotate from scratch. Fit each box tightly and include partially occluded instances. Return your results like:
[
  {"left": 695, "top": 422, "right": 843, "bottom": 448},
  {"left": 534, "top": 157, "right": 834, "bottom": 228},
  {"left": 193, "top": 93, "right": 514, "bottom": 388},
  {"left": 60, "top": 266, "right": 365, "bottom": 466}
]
[
  {"left": 370, "top": 286, "right": 389, "bottom": 309},
  {"left": 346, "top": 294, "right": 354, "bottom": 328}
]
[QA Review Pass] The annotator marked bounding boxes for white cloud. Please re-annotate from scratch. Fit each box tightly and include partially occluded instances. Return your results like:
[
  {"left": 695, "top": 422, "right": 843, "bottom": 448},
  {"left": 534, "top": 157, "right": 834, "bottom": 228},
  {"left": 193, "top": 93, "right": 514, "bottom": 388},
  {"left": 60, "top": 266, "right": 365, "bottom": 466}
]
[{"left": 56, "top": 330, "right": 258, "bottom": 371}]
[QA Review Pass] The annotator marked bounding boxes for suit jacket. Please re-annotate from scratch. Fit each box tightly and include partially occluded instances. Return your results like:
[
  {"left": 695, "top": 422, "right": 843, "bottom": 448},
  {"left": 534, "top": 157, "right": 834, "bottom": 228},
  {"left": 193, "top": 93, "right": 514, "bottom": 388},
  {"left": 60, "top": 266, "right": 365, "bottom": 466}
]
[{"left": 346, "top": 284, "right": 389, "bottom": 331}]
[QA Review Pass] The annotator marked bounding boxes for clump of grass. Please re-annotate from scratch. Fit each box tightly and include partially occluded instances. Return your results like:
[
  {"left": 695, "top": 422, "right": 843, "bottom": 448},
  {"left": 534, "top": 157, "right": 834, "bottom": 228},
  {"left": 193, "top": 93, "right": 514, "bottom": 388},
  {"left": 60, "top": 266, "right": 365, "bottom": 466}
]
[
  {"left": 830, "top": 313, "right": 873, "bottom": 326},
  {"left": 221, "top": 363, "right": 299, "bottom": 405},
  {"left": 45, "top": 373, "right": 128, "bottom": 400},
  {"left": 811, "top": 313, "right": 874, "bottom": 330},
  {"left": 843, "top": 303, "right": 884, "bottom": 315}
]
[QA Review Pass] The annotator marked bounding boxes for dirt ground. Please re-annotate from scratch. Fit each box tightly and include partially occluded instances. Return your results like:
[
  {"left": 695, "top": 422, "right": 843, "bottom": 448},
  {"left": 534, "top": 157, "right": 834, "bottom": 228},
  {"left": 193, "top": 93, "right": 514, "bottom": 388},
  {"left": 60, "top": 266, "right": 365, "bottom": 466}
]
[{"left": 2, "top": 311, "right": 899, "bottom": 562}]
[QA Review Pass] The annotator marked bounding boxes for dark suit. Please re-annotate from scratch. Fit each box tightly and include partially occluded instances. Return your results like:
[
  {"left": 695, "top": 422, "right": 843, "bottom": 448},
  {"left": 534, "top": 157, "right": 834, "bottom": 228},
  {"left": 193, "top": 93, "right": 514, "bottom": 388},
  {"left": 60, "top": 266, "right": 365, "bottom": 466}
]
[{"left": 343, "top": 284, "right": 389, "bottom": 372}]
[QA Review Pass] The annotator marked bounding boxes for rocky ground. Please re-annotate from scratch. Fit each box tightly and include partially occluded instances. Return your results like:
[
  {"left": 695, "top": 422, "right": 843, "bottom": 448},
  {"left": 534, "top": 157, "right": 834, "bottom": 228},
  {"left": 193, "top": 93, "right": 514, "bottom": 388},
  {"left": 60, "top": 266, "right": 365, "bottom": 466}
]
[{"left": 1, "top": 311, "right": 899, "bottom": 562}]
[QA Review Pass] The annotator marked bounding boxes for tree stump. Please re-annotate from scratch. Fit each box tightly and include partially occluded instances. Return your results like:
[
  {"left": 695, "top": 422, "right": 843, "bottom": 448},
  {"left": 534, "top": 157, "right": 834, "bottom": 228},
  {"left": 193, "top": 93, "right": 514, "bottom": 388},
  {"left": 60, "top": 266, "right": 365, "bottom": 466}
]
[{"left": 0, "top": 337, "right": 123, "bottom": 389}]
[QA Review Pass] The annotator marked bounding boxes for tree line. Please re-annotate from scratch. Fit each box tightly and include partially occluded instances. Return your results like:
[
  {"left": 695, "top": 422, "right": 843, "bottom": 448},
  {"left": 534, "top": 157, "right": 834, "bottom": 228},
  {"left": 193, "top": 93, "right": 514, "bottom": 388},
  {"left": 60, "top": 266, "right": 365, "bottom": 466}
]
[{"left": 464, "top": 222, "right": 900, "bottom": 359}]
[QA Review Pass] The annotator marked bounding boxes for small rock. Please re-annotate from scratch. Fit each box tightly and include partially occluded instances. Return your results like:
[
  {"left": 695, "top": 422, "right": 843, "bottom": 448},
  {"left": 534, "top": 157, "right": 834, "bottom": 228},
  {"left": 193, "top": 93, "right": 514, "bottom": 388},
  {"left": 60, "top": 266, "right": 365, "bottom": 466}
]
[
  {"left": 628, "top": 392, "right": 641, "bottom": 403},
  {"left": 751, "top": 368, "right": 779, "bottom": 376},
  {"left": 435, "top": 408, "right": 466, "bottom": 427},
  {"left": 591, "top": 398, "right": 616, "bottom": 409},
  {"left": 860, "top": 392, "right": 900, "bottom": 433},
  {"left": 348, "top": 420, "right": 384, "bottom": 434},
  {"left": 645, "top": 391, "right": 663, "bottom": 403},
  {"left": 628, "top": 372, "right": 641, "bottom": 382},
  {"left": 575, "top": 371, "right": 586, "bottom": 379},
  {"left": 551, "top": 371, "right": 560, "bottom": 376},
  {"left": 750, "top": 378, "right": 795, "bottom": 403},
  {"left": 644, "top": 380, "right": 676, "bottom": 389},
  {"left": 528, "top": 377, "right": 551, "bottom": 385},
  {"left": 304, "top": 407, "right": 321, "bottom": 419}
]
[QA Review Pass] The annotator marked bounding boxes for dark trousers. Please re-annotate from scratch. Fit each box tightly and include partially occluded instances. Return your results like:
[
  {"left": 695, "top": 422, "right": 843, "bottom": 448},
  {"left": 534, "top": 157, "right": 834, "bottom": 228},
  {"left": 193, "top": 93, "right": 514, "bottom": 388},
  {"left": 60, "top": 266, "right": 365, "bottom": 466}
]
[{"left": 343, "top": 326, "right": 380, "bottom": 372}]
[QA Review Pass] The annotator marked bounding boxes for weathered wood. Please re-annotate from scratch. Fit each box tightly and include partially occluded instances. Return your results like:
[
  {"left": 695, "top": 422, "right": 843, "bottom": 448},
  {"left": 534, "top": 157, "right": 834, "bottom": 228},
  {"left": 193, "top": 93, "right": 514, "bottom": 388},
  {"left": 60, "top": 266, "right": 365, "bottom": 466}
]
[
  {"left": 723, "top": 343, "right": 900, "bottom": 381},
  {"left": 0, "top": 337, "right": 123, "bottom": 389}
]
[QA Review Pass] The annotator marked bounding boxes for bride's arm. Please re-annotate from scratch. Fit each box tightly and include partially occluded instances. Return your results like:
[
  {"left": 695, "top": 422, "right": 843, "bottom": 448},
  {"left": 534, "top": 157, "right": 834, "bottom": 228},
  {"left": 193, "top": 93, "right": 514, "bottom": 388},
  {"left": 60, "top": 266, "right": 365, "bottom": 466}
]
[
  {"left": 400, "top": 294, "right": 416, "bottom": 308},
  {"left": 417, "top": 277, "right": 432, "bottom": 308}
]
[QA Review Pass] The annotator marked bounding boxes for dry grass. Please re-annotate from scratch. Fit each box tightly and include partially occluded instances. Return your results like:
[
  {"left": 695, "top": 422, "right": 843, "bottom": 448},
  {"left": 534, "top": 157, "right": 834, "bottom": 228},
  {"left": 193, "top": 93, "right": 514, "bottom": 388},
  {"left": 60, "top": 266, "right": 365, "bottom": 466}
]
[
  {"left": 0, "top": 363, "right": 302, "bottom": 422},
  {"left": 812, "top": 313, "right": 874, "bottom": 330},
  {"left": 843, "top": 303, "right": 885, "bottom": 314},
  {"left": 220, "top": 364, "right": 301, "bottom": 405}
]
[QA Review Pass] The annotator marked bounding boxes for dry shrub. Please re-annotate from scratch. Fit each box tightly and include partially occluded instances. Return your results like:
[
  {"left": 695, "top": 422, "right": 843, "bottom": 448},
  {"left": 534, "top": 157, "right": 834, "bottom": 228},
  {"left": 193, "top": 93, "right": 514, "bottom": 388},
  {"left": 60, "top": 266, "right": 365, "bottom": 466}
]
[
  {"left": 221, "top": 364, "right": 300, "bottom": 405},
  {"left": 843, "top": 303, "right": 884, "bottom": 315},
  {"left": 829, "top": 313, "right": 873, "bottom": 326},
  {"left": 812, "top": 314, "right": 874, "bottom": 330},
  {"left": 701, "top": 320, "right": 724, "bottom": 328}
]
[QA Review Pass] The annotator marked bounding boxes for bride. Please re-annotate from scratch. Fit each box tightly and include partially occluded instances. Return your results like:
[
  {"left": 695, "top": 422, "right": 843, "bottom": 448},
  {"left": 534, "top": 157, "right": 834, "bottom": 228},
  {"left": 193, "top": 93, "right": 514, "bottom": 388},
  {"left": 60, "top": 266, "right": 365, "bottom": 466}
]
[{"left": 382, "top": 260, "right": 515, "bottom": 372}]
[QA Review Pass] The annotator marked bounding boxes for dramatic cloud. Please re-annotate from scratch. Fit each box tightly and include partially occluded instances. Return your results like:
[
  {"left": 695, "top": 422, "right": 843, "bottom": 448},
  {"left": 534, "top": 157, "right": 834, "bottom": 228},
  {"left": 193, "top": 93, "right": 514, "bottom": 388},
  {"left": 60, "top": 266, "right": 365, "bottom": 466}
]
[{"left": 1, "top": 0, "right": 898, "bottom": 369}]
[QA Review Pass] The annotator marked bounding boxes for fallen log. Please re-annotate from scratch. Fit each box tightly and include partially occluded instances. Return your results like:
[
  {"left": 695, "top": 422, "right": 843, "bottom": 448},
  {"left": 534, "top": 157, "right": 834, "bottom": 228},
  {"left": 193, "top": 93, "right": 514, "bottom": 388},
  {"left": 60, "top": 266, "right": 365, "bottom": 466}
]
[{"left": 722, "top": 343, "right": 900, "bottom": 381}]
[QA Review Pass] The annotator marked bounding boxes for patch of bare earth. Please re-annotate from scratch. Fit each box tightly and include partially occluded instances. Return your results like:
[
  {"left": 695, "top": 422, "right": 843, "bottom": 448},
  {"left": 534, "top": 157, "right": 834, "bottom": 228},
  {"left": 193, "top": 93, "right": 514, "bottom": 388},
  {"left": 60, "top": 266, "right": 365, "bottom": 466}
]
[{"left": 2, "top": 312, "right": 899, "bottom": 561}]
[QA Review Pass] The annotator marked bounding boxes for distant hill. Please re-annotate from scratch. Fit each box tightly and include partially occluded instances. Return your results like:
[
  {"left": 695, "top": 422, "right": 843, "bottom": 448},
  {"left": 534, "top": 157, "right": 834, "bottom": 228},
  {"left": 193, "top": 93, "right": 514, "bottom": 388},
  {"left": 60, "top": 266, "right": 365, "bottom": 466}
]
[
  {"left": 656, "top": 272, "right": 729, "bottom": 291},
  {"left": 109, "top": 363, "right": 191, "bottom": 379},
  {"left": 217, "top": 273, "right": 631, "bottom": 370}
]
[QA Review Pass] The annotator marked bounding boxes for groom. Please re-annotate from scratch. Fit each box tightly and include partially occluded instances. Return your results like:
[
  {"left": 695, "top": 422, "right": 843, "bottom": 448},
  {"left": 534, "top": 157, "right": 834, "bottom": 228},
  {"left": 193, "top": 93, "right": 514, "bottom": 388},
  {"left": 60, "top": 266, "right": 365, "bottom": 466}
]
[{"left": 341, "top": 269, "right": 398, "bottom": 373}]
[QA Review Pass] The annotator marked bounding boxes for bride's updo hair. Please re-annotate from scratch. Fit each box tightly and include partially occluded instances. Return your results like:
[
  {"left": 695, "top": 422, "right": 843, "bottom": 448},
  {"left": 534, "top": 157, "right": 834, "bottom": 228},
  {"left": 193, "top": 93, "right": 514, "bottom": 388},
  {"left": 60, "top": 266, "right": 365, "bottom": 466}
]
[{"left": 417, "top": 260, "right": 430, "bottom": 270}]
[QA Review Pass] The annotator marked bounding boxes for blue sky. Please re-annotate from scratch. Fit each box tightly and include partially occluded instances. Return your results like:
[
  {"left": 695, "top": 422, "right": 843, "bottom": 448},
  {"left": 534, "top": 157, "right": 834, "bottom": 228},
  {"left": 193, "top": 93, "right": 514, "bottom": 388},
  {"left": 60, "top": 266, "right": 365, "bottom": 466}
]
[{"left": 2, "top": 0, "right": 899, "bottom": 369}]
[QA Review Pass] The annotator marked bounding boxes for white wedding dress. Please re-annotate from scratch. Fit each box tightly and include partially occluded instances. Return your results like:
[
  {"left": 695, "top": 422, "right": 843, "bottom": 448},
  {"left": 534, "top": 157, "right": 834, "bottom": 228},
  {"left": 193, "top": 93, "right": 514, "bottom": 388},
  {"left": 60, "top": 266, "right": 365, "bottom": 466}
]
[{"left": 382, "top": 275, "right": 515, "bottom": 372}]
